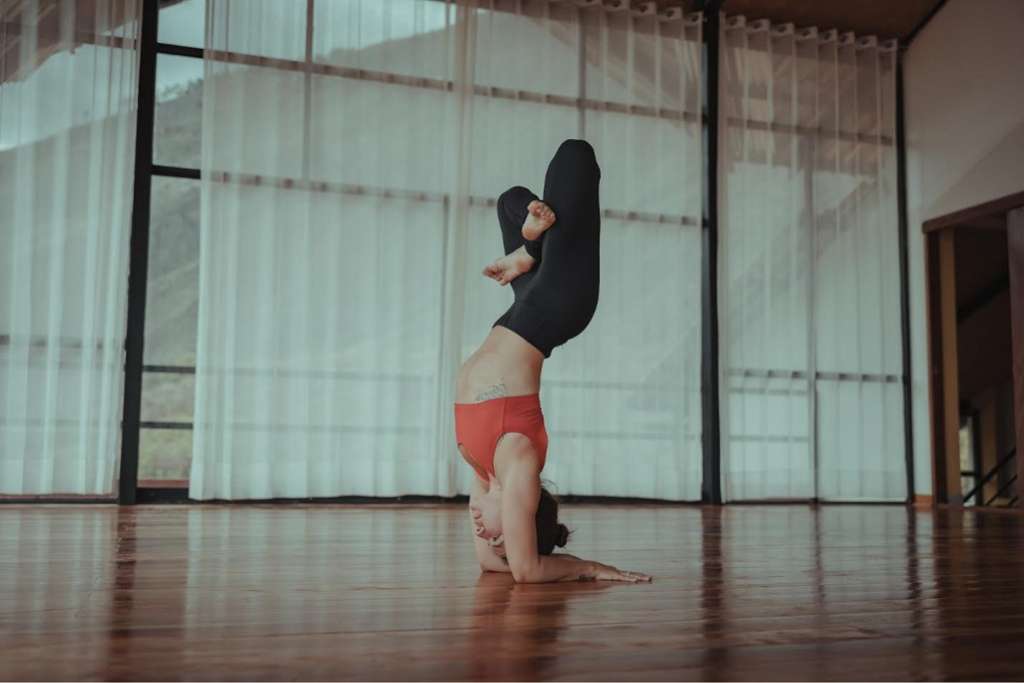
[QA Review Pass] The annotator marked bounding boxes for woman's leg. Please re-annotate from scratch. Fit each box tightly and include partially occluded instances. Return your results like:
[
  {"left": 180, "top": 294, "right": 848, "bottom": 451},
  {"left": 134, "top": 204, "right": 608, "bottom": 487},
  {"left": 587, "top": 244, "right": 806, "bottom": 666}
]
[
  {"left": 494, "top": 185, "right": 545, "bottom": 298},
  {"left": 538, "top": 139, "right": 601, "bottom": 254},
  {"left": 497, "top": 186, "right": 542, "bottom": 257},
  {"left": 527, "top": 139, "right": 602, "bottom": 328},
  {"left": 492, "top": 139, "right": 602, "bottom": 358}
]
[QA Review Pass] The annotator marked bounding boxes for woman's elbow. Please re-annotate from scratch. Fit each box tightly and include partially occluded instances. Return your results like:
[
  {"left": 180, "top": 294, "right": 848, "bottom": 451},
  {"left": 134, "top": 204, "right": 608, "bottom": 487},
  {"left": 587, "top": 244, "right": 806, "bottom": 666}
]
[
  {"left": 510, "top": 568, "right": 534, "bottom": 583},
  {"left": 509, "top": 560, "right": 541, "bottom": 583}
]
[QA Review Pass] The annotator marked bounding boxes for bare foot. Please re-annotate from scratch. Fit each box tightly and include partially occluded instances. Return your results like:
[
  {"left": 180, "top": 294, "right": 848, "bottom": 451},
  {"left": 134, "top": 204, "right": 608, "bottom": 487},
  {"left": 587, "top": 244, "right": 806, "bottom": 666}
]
[
  {"left": 482, "top": 246, "right": 535, "bottom": 286},
  {"left": 522, "top": 200, "right": 555, "bottom": 241}
]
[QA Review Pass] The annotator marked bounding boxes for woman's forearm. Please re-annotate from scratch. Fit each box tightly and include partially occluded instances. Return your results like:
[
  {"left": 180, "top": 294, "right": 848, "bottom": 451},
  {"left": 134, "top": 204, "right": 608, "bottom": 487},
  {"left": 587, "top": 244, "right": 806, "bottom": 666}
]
[
  {"left": 513, "top": 554, "right": 653, "bottom": 584},
  {"left": 512, "top": 553, "right": 594, "bottom": 583}
]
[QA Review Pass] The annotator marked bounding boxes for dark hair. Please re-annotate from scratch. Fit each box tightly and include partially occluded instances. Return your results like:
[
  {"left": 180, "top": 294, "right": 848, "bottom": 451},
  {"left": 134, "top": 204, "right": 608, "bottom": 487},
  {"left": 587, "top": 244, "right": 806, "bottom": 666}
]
[{"left": 535, "top": 484, "right": 571, "bottom": 555}]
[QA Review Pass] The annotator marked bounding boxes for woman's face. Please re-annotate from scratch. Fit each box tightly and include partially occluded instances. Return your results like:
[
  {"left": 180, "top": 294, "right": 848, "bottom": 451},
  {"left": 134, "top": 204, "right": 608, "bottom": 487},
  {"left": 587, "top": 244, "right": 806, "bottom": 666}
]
[{"left": 470, "top": 475, "right": 504, "bottom": 543}]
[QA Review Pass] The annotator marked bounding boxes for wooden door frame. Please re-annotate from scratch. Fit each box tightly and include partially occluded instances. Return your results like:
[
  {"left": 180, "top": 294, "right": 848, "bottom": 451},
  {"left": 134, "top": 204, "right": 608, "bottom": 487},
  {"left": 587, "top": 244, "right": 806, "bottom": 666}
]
[
  {"left": 1009, "top": 209, "right": 1024, "bottom": 502},
  {"left": 923, "top": 191, "right": 1024, "bottom": 505}
]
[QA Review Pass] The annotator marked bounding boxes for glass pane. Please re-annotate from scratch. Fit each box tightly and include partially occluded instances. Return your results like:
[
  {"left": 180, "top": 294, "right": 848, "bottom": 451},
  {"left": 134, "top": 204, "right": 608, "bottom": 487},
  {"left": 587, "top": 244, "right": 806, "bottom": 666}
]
[
  {"left": 145, "top": 176, "right": 199, "bottom": 366},
  {"left": 209, "top": 0, "right": 307, "bottom": 61},
  {"left": 139, "top": 429, "right": 192, "bottom": 483},
  {"left": 961, "top": 477, "right": 976, "bottom": 506},
  {"left": 204, "top": 64, "right": 306, "bottom": 178},
  {"left": 159, "top": 0, "right": 205, "bottom": 49},
  {"left": 142, "top": 372, "right": 195, "bottom": 424},
  {"left": 313, "top": 0, "right": 452, "bottom": 80},
  {"left": 959, "top": 423, "right": 973, "bottom": 471},
  {"left": 154, "top": 54, "right": 203, "bottom": 168}
]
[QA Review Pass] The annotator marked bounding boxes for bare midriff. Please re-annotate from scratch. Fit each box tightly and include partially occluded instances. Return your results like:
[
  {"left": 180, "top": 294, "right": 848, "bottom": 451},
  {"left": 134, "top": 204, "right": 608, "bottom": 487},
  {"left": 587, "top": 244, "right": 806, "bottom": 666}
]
[{"left": 455, "top": 326, "right": 545, "bottom": 404}]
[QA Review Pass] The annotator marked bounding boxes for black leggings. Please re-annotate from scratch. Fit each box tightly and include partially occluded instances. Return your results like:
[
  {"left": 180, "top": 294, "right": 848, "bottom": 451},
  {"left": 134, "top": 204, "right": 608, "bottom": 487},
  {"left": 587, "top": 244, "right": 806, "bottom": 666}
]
[{"left": 492, "top": 139, "right": 601, "bottom": 358}]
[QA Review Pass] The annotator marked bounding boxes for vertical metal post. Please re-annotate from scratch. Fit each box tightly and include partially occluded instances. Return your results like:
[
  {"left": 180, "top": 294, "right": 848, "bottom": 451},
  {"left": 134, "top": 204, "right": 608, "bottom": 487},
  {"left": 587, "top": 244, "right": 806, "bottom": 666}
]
[
  {"left": 805, "top": 138, "right": 819, "bottom": 501},
  {"left": 302, "top": 0, "right": 314, "bottom": 180},
  {"left": 896, "top": 55, "right": 916, "bottom": 502},
  {"left": 701, "top": 1, "right": 723, "bottom": 504},
  {"left": 119, "top": 0, "right": 159, "bottom": 505}
]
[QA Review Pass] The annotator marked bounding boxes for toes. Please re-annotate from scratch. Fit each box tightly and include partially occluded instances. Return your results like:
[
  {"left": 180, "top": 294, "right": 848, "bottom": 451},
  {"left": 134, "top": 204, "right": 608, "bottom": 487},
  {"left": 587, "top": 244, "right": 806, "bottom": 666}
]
[{"left": 537, "top": 204, "right": 555, "bottom": 223}]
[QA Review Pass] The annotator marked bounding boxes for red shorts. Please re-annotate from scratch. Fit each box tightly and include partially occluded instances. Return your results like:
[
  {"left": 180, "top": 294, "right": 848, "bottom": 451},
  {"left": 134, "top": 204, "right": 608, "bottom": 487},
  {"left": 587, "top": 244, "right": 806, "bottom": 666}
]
[{"left": 453, "top": 394, "right": 548, "bottom": 480}]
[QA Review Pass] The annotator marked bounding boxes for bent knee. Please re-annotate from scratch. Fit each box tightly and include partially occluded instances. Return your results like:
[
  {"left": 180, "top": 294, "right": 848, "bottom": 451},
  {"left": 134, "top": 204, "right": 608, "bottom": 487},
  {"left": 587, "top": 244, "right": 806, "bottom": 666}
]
[
  {"left": 551, "top": 139, "right": 601, "bottom": 181},
  {"left": 498, "top": 185, "right": 535, "bottom": 209},
  {"left": 556, "top": 139, "right": 597, "bottom": 162}
]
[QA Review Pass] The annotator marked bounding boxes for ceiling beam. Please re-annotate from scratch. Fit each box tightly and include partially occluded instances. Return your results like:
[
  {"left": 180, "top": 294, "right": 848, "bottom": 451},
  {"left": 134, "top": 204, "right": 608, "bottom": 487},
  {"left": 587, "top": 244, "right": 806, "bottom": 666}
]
[{"left": 903, "top": 0, "right": 950, "bottom": 47}]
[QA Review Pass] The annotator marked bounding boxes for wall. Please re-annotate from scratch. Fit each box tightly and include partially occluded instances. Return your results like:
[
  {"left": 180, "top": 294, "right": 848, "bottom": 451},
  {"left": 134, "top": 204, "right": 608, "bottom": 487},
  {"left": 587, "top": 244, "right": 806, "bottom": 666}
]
[{"left": 904, "top": 0, "right": 1024, "bottom": 494}]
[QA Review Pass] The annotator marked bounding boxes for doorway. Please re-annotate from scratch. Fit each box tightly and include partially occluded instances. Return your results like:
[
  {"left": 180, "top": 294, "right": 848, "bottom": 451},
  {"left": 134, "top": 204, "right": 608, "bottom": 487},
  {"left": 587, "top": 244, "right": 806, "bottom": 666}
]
[{"left": 926, "top": 193, "right": 1024, "bottom": 507}]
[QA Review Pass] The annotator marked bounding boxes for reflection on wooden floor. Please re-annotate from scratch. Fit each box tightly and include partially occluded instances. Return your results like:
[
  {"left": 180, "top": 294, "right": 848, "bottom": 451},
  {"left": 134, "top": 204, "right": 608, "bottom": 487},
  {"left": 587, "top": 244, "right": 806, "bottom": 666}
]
[{"left": 3, "top": 504, "right": 1024, "bottom": 681}]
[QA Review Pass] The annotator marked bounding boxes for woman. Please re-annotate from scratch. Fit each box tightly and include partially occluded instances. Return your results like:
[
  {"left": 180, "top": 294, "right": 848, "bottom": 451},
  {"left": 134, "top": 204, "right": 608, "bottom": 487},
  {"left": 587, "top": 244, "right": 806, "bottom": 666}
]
[{"left": 454, "top": 139, "right": 651, "bottom": 584}]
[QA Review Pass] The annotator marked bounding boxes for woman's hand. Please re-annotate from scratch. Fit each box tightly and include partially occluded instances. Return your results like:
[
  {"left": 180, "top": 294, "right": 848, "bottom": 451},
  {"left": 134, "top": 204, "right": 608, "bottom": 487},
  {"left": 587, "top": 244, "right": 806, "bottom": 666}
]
[{"left": 581, "top": 560, "right": 652, "bottom": 583}]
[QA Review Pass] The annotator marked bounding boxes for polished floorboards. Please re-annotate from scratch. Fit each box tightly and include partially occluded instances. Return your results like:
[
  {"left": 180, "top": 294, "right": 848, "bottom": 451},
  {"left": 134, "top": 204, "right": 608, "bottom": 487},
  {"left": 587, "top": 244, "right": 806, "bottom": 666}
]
[{"left": 3, "top": 504, "right": 1024, "bottom": 681}]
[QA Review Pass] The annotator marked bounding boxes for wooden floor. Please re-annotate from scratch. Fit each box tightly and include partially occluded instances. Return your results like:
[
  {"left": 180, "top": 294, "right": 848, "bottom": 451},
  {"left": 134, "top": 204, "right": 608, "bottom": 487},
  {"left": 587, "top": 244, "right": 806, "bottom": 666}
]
[{"left": 3, "top": 504, "right": 1024, "bottom": 681}]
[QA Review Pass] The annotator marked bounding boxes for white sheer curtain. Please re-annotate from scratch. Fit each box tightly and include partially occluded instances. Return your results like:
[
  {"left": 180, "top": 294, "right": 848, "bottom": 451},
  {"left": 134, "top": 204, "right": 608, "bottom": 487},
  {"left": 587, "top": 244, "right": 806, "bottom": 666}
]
[
  {"left": 718, "top": 16, "right": 904, "bottom": 501},
  {"left": 0, "top": 0, "right": 140, "bottom": 495},
  {"left": 191, "top": 0, "right": 454, "bottom": 499},
  {"left": 191, "top": 0, "right": 703, "bottom": 500}
]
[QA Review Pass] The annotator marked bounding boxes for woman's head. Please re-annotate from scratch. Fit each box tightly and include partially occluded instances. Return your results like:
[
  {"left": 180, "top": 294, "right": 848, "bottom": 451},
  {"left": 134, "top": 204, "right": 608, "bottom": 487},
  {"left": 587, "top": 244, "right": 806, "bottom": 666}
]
[
  {"left": 535, "top": 485, "right": 570, "bottom": 555},
  {"left": 471, "top": 479, "right": 571, "bottom": 556}
]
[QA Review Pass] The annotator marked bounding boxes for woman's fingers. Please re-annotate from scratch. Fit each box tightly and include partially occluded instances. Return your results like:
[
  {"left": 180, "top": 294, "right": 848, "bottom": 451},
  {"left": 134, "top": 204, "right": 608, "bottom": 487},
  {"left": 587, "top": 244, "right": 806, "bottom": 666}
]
[{"left": 593, "top": 563, "right": 652, "bottom": 583}]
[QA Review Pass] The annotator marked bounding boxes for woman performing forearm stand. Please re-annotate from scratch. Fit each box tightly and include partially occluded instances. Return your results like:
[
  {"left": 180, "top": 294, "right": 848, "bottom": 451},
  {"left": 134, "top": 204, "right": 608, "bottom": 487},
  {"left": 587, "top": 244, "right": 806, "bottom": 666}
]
[{"left": 454, "top": 139, "right": 651, "bottom": 584}]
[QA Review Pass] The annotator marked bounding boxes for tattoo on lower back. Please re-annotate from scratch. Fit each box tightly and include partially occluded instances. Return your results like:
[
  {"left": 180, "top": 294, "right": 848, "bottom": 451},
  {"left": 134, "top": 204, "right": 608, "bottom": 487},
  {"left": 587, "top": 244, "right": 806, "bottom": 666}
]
[{"left": 474, "top": 383, "right": 507, "bottom": 402}]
